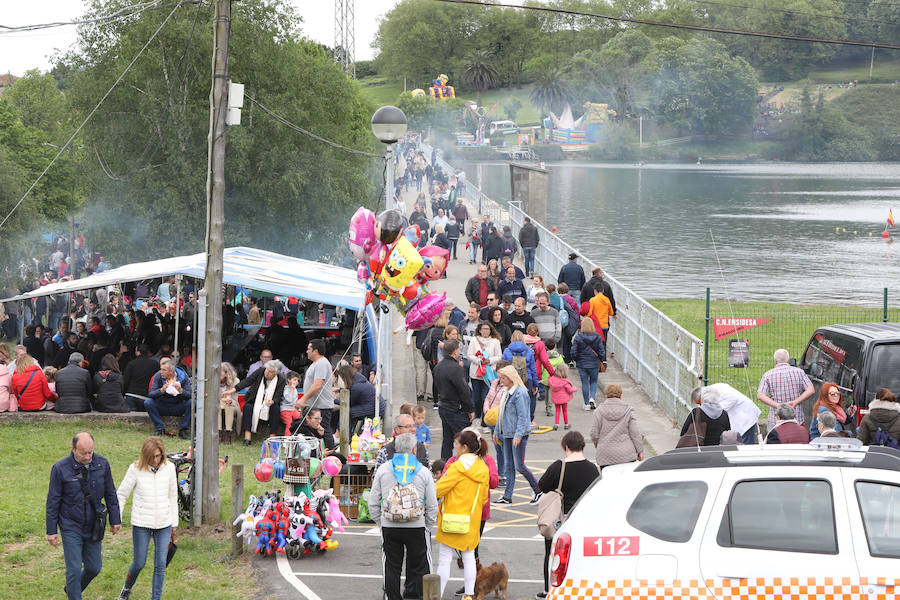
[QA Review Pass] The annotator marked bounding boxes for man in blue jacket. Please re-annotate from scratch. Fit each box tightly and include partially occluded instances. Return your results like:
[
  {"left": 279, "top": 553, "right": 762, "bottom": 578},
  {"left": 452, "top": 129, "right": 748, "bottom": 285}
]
[
  {"left": 46, "top": 432, "right": 121, "bottom": 600},
  {"left": 145, "top": 357, "right": 193, "bottom": 439}
]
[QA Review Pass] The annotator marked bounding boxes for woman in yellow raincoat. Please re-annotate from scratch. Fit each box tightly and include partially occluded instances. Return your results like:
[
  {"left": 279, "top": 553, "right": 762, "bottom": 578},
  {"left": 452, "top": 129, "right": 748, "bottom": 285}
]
[{"left": 435, "top": 430, "right": 490, "bottom": 599}]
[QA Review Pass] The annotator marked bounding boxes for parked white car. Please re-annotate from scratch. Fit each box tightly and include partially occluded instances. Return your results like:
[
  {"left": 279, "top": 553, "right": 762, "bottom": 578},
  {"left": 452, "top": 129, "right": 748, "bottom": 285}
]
[{"left": 548, "top": 441, "right": 900, "bottom": 600}]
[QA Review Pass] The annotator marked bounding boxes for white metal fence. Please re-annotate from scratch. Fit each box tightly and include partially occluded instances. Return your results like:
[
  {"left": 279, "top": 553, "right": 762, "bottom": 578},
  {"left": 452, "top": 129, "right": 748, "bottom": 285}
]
[{"left": 418, "top": 141, "right": 700, "bottom": 423}]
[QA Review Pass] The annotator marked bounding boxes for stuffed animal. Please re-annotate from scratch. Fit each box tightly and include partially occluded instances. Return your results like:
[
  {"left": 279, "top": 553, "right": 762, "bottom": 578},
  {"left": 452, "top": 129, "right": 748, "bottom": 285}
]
[{"left": 254, "top": 510, "right": 276, "bottom": 556}]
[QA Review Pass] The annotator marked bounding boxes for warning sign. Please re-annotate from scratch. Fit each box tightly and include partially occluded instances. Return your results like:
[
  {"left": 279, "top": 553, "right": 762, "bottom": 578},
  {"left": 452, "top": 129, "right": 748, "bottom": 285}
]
[{"left": 713, "top": 317, "right": 772, "bottom": 341}]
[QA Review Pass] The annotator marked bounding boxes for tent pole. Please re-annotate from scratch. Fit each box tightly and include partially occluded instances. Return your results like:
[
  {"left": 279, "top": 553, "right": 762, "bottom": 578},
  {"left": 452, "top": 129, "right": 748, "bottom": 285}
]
[{"left": 173, "top": 275, "right": 182, "bottom": 361}]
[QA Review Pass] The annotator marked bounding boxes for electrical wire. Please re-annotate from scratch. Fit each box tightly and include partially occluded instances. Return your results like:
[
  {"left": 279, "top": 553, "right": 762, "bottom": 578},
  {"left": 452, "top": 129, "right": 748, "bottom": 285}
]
[
  {"left": 688, "top": 0, "right": 900, "bottom": 26},
  {"left": 247, "top": 96, "right": 383, "bottom": 158},
  {"left": 0, "top": 0, "right": 180, "bottom": 35},
  {"left": 436, "top": 0, "right": 900, "bottom": 49},
  {"left": 0, "top": 1, "right": 183, "bottom": 233}
]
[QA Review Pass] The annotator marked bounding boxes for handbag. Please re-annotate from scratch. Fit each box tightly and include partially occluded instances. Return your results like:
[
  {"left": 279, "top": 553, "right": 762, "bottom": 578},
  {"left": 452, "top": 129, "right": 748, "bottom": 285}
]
[
  {"left": 441, "top": 483, "right": 481, "bottom": 534},
  {"left": 166, "top": 531, "right": 177, "bottom": 566},
  {"left": 483, "top": 406, "right": 499, "bottom": 426},
  {"left": 79, "top": 467, "right": 108, "bottom": 542},
  {"left": 585, "top": 342, "right": 607, "bottom": 373},
  {"left": 676, "top": 407, "right": 707, "bottom": 448},
  {"left": 537, "top": 460, "right": 567, "bottom": 539}
]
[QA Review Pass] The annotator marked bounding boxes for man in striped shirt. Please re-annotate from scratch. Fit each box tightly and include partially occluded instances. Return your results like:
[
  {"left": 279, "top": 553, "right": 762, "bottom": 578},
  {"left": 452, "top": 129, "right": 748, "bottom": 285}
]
[{"left": 757, "top": 349, "right": 815, "bottom": 428}]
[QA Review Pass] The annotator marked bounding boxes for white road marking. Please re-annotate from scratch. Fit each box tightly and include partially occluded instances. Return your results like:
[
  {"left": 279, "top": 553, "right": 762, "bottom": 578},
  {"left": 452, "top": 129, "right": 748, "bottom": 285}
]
[
  {"left": 364, "top": 526, "right": 380, "bottom": 534},
  {"left": 291, "top": 572, "right": 543, "bottom": 584},
  {"left": 276, "top": 552, "right": 323, "bottom": 600},
  {"left": 482, "top": 526, "right": 495, "bottom": 533}
]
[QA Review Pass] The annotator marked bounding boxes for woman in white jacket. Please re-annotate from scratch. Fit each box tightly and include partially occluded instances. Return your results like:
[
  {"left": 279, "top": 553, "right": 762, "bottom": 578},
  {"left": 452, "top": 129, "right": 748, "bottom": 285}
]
[
  {"left": 467, "top": 322, "right": 502, "bottom": 427},
  {"left": 116, "top": 436, "right": 178, "bottom": 600}
]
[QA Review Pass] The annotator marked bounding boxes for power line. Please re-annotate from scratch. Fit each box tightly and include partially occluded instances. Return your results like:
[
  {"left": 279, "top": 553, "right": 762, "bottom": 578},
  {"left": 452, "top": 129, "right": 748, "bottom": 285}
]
[
  {"left": 0, "top": 2, "right": 184, "bottom": 232},
  {"left": 247, "top": 96, "right": 382, "bottom": 158},
  {"left": 436, "top": 0, "right": 900, "bottom": 49},
  {"left": 0, "top": 1, "right": 180, "bottom": 35},
  {"left": 689, "top": 0, "right": 900, "bottom": 26}
]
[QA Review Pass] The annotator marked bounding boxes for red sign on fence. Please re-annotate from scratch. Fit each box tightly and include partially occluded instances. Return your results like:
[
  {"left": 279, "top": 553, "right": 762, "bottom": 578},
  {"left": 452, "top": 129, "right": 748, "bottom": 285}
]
[{"left": 713, "top": 317, "right": 772, "bottom": 341}]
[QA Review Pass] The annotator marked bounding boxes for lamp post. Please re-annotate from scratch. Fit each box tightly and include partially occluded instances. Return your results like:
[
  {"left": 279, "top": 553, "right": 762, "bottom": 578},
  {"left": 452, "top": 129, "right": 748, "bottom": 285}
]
[
  {"left": 370, "top": 105, "right": 407, "bottom": 431},
  {"left": 371, "top": 105, "right": 407, "bottom": 211}
]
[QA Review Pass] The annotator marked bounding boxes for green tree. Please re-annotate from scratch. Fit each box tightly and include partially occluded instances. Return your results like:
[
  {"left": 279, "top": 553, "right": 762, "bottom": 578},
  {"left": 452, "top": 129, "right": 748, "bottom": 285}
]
[
  {"left": 653, "top": 37, "right": 758, "bottom": 136},
  {"left": 462, "top": 50, "right": 501, "bottom": 108},
  {"left": 395, "top": 93, "right": 464, "bottom": 133},
  {"left": 61, "top": 0, "right": 378, "bottom": 264},
  {"left": 529, "top": 68, "right": 571, "bottom": 118}
]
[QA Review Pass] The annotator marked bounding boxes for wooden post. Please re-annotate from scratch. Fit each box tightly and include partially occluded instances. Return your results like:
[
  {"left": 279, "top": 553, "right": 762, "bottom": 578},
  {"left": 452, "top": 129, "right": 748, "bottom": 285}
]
[
  {"left": 198, "top": 0, "right": 231, "bottom": 525},
  {"left": 230, "top": 464, "right": 244, "bottom": 557},
  {"left": 339, "top": 388, "right": 350, "bottom": 456},
  {"left": 423, "top": 574, "right": 441, "bottom": 600}
]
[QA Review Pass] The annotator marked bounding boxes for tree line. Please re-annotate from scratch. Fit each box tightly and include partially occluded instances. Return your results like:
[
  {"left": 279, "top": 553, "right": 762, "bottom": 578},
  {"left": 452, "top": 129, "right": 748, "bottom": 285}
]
[{"left": 0, "top": 0, "right": 381, "bottom": 289}]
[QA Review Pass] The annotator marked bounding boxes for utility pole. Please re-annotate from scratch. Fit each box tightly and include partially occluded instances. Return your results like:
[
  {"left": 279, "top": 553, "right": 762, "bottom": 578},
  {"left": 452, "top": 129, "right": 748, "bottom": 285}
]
[{"left": 199, "top": 0, "right": 230, "bottom": 525}]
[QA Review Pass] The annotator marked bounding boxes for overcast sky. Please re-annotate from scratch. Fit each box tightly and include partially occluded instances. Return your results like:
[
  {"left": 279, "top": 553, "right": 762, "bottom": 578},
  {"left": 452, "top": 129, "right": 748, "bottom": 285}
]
[{"left": 0, "top": 0, "right": 401, "bottom": 76}]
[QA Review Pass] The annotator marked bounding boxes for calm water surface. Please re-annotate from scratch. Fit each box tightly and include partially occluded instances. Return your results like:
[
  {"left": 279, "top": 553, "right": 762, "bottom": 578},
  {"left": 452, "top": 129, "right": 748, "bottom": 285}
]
[{"left": 462, "top": 161, "right": 900, "bottom": 305}]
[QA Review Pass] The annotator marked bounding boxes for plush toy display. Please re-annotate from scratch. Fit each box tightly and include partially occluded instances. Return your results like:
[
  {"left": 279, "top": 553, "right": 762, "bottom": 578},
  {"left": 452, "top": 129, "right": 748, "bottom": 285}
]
[{"left": 246, "top": 489, "right": 341, "bottom": 560}]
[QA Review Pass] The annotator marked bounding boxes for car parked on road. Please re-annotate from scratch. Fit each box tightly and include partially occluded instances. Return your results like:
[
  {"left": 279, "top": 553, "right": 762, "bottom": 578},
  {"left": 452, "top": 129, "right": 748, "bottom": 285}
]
[{"left": 548, "top": 442, "right": 900, "bottom": 600}]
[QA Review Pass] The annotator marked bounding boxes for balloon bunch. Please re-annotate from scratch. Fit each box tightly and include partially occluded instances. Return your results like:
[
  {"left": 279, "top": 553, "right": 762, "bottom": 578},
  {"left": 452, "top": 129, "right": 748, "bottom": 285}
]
[{"left": 349, "top": 207, "right": 448, "bottom": 331}]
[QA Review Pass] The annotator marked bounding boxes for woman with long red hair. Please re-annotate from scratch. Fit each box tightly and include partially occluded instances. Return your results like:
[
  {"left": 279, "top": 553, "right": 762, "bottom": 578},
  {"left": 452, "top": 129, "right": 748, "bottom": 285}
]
[{"left": 809, "top": 382, "right": 856, "bottom": 439}]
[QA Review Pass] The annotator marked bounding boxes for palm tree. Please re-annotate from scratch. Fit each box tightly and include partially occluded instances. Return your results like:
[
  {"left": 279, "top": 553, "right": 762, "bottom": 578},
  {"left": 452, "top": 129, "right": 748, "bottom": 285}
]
[
  {"left": 462, "top": 50, "right": 501, "bottom": 108},
  {"left": 529, "top": 68, "right": 570, "bottom": 118}
]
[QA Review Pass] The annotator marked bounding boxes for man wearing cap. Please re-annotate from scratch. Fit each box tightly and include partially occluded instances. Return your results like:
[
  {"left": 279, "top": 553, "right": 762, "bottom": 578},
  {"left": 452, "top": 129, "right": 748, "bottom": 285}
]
[
  {"left": 518, "top": 216, "right": 540, "bottom": 278},
  {"left": 557, "top": 253, "right": 586, "bottom": 297},
  {"left": 55, "top": 353, "right": 94, "bottom": 414}
]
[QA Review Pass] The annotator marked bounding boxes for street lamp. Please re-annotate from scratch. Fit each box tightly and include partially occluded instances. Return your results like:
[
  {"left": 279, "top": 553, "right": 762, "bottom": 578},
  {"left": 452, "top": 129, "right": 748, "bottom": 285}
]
[
  {"left": 371, "top": 105, "right": 407, "bottom": 211},
  {"left": 370, "top": 105, "right": 406, "bottom": 433}
]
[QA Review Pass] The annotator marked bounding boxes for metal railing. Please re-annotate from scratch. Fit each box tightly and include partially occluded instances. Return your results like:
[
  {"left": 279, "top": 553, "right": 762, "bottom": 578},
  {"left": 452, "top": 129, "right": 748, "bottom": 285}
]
[{"left": 418, "top": 141, "right": 700, "bottom": 424}]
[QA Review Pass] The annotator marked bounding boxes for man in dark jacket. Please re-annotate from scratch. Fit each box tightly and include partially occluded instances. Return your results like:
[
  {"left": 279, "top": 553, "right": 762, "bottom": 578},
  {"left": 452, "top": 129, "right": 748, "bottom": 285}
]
[
  {"left": 433, "top": 339, "right": 472, "bottom": 459},
  {"left": 518, "top": 217, "right": 540, "bottom": 278},
  {"left": 505, "top": 297, "right": 536, "bottom": 335},
  {"left": 145, "top": 358, "right": 193, "bottom": 439},
  {"left": 46, "top": 432, "right": 121, "bottom": 600},
  {"left": 55, "top": 353, "right": 93, "bottom": 413},
  {"left": 497, "top": 267, "right": 526, "bottom": 302},
  {"left": 54, "top": 332, "right": 81, "bottom": 368},
  {"left": 122, "top": 344, "right": 160, "bottom": 411},
  {"left": 465, "top": 264, "right": 497, "bottom": 307},
  {"left": 23, "top": 324, "right": 45, "bottom": 366},
  {"left": 580, "top": 266, "right": 617, "bottom": 315},
  {"left": 558, "top": 253, "right": 586, "bottom": 296}
]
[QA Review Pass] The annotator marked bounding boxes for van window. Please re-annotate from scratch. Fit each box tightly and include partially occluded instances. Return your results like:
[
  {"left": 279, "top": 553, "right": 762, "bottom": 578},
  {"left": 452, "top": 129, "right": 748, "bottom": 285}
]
[
  {"left": 718, "top": 479, "right": 837, "bottom": 554},
  {"left": 626, "top": 481, "right": 707, "bottom": 542},
  {"left": 800, "top": 331, "right": 862, "bottom": 391},
  {"left": 865, "top": 344, "right": 900, "bottom": 402},
  {"left": 856, "top": 480, "right": 900, "bottom": 558}
]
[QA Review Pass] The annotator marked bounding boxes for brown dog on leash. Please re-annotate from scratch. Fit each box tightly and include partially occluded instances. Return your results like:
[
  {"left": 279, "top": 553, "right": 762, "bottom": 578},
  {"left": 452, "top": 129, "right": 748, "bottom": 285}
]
[{"left": 473, "top": 562, "right": 509, "bottom": 600}]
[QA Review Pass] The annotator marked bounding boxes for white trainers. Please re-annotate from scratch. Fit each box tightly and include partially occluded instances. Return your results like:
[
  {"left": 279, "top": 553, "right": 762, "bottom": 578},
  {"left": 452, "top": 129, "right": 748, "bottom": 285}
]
[
  {"left": 582, "top": 403, "right": 591, "bottom": 411},
  {"left": 589, "top": 398, "right": 597, "bottom": 410},
  {"left": 529, "top": 491, "right": 543, "bottom": 505}
]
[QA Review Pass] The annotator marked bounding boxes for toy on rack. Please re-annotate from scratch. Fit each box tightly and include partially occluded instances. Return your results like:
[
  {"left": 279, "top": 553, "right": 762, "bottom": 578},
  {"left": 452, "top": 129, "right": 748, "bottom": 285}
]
[{"left": 254, "top": 510, "right": 276, "bottom": 556}]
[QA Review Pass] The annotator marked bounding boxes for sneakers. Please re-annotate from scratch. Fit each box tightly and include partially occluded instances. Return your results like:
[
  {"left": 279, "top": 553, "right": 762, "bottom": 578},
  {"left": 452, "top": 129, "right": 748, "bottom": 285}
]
[
  {"left": 117, "top": 587, "right": 132, "bottom": 600},
  {"left": 433, "top": 401, "right": 440, "bottom": 410},
  {"left": 536, "top": 593, "right": 548, "bottom": 600},
  {"left": 416, "top": 394, "right": 425, "bottom": 402},
  {"left": 154, "top": 429, "right": 166, "bottom": 437},
  {"left": 529, "top": 491, "right": 544, "bottom": 505},
  {"left": 582, "top": 403, "right": 591, "bottom": 411},
  {"left": 492, "top": 496, "right": 512, "bottom": 505},
  {"left": 178, "top": 428, "right": 191, "bottom": 440},
  {"left": 564, "top": 424, "right": 571, "bottom": 430},
  {"left": 589, "top": 398, "right": 597, "bottom": 410},
  {"left": 552, "top": 424, "right": 558, "bottom": 431}
]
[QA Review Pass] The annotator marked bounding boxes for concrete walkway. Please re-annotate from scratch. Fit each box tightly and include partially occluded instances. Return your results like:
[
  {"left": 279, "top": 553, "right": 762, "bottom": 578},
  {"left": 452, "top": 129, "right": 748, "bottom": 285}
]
[{"left": 389, "top": 152, "right": 681, "bottom": 457}]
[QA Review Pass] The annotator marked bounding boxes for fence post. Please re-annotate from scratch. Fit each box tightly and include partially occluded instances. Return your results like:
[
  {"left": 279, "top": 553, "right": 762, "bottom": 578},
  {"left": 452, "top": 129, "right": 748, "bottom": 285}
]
[
  {"left": 423, "top": 574, "right": 441, "bottom": 600},
  {"left": 704, "top": 288, "right": 710, "bottom": 384},
  {"left": 884, "top": 288, "right": 889, "bottom": 323},
  {"left": 339, "top": 388, "right": 350, "bottom": 455},
  {"left": 231, "top": 463, "right": 244, "bottom": 557}
]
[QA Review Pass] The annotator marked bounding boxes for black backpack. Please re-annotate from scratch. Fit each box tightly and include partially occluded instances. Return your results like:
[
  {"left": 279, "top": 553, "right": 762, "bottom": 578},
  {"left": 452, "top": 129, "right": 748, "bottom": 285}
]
[
  {"left": 418, "top": 328, "right": 435, "bottom": 363},
  {"left": 872, "top": 414, "right": 900, "bottom": 449}
]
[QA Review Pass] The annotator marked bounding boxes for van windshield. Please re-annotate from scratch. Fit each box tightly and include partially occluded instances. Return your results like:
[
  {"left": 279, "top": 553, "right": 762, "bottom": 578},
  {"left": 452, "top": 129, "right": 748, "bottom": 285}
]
[{"left": 867, "top": 343, "right": 900, "bottom": 398}]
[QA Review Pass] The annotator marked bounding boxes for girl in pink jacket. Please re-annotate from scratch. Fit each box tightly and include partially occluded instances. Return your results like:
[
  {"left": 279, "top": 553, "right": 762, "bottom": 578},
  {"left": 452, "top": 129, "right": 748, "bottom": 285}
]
[{"left": 548, "top": 363, "right": 577, "bottom": 430}]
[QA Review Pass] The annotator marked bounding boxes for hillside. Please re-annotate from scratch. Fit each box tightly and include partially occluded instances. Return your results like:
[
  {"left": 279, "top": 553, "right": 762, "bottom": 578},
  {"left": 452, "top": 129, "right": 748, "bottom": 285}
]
[{"left": 830, "top": 84, "right": 900, "bottom": 160}]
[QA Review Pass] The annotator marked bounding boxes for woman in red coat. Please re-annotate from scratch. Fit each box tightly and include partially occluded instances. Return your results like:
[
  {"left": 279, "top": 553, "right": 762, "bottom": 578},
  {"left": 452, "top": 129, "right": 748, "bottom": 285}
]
[{"left": 11, "top": 355, "right": 57, "bottom": 411}]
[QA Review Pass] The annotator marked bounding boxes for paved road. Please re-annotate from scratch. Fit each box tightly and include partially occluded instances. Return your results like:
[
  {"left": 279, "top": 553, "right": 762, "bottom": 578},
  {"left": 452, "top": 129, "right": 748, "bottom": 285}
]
[{"left": 254, "top": 151, "right": 683, "bottom": 599}]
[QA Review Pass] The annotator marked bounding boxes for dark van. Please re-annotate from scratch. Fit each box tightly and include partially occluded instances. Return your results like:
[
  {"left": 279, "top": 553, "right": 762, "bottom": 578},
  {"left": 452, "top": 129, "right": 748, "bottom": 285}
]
[{"left": 798, "top": 323, "right": 900, "bottom": 423}]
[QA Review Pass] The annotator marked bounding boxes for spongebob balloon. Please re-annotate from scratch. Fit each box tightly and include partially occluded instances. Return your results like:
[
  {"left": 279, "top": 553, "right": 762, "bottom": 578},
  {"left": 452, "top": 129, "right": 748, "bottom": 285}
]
[{"left": 381, "top": 237, "right": 424, "bottom": 299}]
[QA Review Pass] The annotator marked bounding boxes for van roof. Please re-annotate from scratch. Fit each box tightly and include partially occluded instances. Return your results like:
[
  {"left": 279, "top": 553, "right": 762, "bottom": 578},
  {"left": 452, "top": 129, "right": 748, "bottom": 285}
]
[
  {"left": 634, "top": 444, "right": 900, "bottom": 473},
  {"left": 818, "top": 322, "right": 900, "bottom": 341}
]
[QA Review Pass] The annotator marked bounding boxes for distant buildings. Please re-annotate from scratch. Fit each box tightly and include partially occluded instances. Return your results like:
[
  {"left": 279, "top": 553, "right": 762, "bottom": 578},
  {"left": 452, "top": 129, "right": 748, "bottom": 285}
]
[{"left": 0, "top": 73, "right": 18, "bottom": 95}]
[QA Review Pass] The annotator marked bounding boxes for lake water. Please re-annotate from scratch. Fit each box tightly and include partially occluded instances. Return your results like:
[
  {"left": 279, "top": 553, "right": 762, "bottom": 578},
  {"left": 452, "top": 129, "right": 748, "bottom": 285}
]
[{"left": 462, "top": 161, "right": 900, "bottom": 305}]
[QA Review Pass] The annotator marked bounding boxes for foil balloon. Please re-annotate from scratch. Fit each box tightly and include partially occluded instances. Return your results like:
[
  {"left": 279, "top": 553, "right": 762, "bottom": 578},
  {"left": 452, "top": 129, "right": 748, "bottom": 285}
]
[
  {"left": 404, "top": 292, "right": 446, "bottom": 330},
  {"left": 402, "top": 224, "right": 421, "bottom": 248},
  {"left": 348, "top": 207, "right": 377, "bottom": 263},
  {"left": 382, "top": 237, "right": 424, "bottom": 295},
  {"left": 416, "top": 246, "right": 449, "bottom": 283},
  {"left": 375, "top": 209, "right": 404, "bottom": 245}
]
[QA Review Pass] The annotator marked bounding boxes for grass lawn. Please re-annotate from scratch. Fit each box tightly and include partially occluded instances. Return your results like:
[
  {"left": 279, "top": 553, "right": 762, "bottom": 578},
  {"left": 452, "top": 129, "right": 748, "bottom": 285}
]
[
  {"left": 355, "top": 76, "right": 405, "bottom": 107},
  {"left": 649, "top": 298, "right": 899, "bottom": 407},
  {"left": 807, "top": 57, "right": 900, "bottom": 83},
  {"left": 0, "top": 421, "right": 287, "bottom": 599}
]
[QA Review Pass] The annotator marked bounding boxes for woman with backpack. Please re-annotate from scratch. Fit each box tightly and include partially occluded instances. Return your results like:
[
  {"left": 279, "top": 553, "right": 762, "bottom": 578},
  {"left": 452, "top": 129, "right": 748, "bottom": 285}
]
[
  {"left": 572, "top": 318, "right": 605, "bottom": 410},
  {"left": 502, "top": 331, "right": 538, "bottom": 421},
  {"left": 857, "top": 388, "right": 900, "bottom": 446}
]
